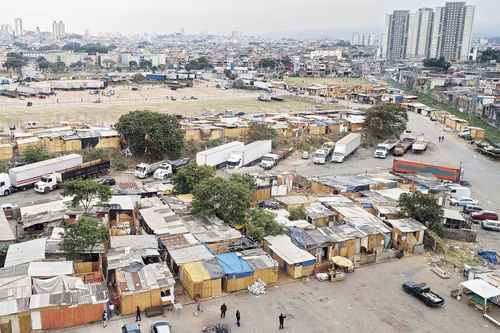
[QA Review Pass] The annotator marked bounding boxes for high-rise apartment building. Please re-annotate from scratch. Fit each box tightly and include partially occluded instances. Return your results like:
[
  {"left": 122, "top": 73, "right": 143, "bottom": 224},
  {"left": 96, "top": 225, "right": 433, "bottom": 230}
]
[
  {"left": 430, "top": 2, "right": 475, "bottom": 61},
  {"left": 406, "top": 8, "right": 434, "bottom": 59},
  {"left": 383, "top": 2, "right": 475, "bottom": 62},
  {"left": 382, "top": 10, "right": 410, "bottom": 60},
  {"left": 52, "top": 20, "right": 65, "bottom": 40},
  {"left": 14, "top": 18, "right": 23, "bottom": 37}
]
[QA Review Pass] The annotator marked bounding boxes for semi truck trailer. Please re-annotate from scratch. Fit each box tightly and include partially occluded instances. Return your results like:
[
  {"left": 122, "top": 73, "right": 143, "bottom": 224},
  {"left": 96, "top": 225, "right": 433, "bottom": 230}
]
[{"left": 331, "top": 134, "right": 361, "bottom": 163}]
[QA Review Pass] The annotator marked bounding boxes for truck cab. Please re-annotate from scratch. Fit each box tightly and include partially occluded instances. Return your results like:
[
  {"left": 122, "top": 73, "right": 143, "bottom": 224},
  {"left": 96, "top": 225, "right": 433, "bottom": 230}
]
[
  {"left": 0, "top": 173, "right": 12, "bottom": 196},
  {"left": 331, "top": 152, "right": 345, "bottom": 163},
  {"left": 374, "top": 144, "right": 389, "bottom": 158},
  {"left": 312, "top": 149, "right": 328, "bottom": 164},
  {"left": 34, "top": 174, "right": 58, "bottom": 193},
  {"left": 153, "top": 163, "right": 173, "bottom": 180},
  {"left": 226, "top": 153, "right": 243, "bottom": 169},
  {"left": 260, "top": 154, "right": 279, "bottom": 170}
]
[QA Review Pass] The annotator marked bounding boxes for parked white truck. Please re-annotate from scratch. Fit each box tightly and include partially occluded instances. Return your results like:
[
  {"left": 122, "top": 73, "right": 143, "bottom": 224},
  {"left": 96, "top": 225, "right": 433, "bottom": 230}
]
[
  {"left": 412, "top": 136, "right": 428, "bottom": 153},
  {"left": 196, "top": 141, "right": 244, "bottom": 168},
  {"left": 226, "top": 140, "right": 272, "bottom": 169},
  {"left": 312, "top": 141, "right": 335, "bottom": 164},
  {"left": 0, "top": 154, "right": 83, "bottom": 196},
  {"left": 374, "top": 139, "right": 399, "bottom": 159},
  {"left": 331, "top": 133, "right": 361, "bottom": 163},
  {"left": 135, "top": 161, "right": 165, "bottom": 179}
]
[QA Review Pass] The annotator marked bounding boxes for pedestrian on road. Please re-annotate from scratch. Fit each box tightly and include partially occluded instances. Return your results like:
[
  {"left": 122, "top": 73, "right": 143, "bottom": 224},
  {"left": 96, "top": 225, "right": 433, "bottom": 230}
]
[
  {"left": 279, "top": 313, "right": 287, "bottom": 329},
  {"left": 442, "top": 135, "right": 445, "bottom": 142},
  {"left": 236, "top": 309, "right": 241, "bottom": 327},
  {"left": 136, "top": 306, "right": 141, "bottom": 322},
  {"left": 109, "top": 301, "right": 115, "bottom": 319},
  {"left": 220, "top": 303, "right": 227, "bottom": 319},
  {"left": 102, "top": 309, "right": 108, "bottom": 328}
]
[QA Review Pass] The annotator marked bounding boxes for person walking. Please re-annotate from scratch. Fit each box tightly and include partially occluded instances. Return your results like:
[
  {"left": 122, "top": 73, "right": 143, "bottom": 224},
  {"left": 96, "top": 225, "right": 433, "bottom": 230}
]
[
  {"left": 136, "top": 306, "right": 141, "bottom": 322},
  {"left": 220, "top": 303, "right": 227, "bottom": 319},
  {"left": 108, "top": 301, "right": 115, "bottom": 319},
  {"left": 279, "top": 313, "right": 287, "bottom": 329},
  {"left": 102, "top": 309, "right": 108, "bottom": 328},
  {"left": 236, "top": 309, "right": 241, "bottom": 327}
]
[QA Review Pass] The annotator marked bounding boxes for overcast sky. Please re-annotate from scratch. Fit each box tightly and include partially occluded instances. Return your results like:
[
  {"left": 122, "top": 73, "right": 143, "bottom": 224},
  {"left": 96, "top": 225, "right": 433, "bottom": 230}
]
[{"left": 1, "top": 0, "right": 498, "bottom": 38}]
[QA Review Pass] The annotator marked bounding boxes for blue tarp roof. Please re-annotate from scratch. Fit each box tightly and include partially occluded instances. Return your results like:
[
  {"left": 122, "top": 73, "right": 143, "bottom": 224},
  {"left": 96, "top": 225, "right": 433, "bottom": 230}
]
[{"left": 216, "top": 252, "right": 253, "bottom": 278}]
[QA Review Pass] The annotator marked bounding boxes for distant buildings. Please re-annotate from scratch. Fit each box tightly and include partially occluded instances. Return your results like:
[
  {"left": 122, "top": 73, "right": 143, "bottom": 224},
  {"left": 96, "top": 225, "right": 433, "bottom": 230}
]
[
  {"left": 14, "top": 17, "right": 23, "bottom": 37},
  {"left": 383, "top": 2, "right": 475, "bottom": 62},
  {"left": 52, "top": 20, "right": 65, "bottom": 40},
  {"left": 351, "top": 33, "right": 381, "bottom": 47}
]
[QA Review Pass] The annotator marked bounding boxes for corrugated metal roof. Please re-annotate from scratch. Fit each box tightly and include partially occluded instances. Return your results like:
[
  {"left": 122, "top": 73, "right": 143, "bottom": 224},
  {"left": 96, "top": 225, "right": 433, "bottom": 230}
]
[
  {"left": 116, "top": 263, "right": 174, "bottom": 295},
  {"left": 5, "top": 238, "right": 47, "bottom": 267}
]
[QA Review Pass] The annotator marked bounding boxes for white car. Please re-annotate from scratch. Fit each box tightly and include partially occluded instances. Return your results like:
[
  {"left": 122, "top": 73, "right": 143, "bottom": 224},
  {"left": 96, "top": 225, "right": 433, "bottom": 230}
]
[
  {"left": 151, "top": 321, "right": 172, "bottom": 333},
  {"left": 301, "top": 151, "right": 310, "bottom": 159},
  {"left": 450, "top": 197, "right": 479, "bottom": 207}
]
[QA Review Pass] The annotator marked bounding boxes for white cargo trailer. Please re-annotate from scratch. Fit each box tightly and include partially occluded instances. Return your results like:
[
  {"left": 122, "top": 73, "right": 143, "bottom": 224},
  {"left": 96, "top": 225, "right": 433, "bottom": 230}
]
[
  {"left": 226, "top": 140, "right": 272, "bottom": 169},
  {"left": 196, "top": 141, "right": 244, "bottom": 168},
  {"left": 0, "top": 154, "right": 83, "bottom": 195},
  {"left": 331, "top": 133, "right": 361, "bottom": 163}
]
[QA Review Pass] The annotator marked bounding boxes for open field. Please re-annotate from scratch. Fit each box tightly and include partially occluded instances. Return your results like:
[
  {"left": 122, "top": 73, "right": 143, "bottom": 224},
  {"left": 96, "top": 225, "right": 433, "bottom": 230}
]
[
  {"left": 0, "top": 83, "right": 318, "bottom": 125},
  {"left": 284, "top": 76, "right": 369, "bottom": 88}
]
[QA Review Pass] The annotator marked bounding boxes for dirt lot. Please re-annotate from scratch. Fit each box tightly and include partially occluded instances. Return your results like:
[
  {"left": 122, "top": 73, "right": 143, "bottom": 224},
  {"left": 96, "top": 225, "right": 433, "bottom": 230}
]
[
  {"left": 59, "top": 256, "right": 499, "bottom": 333},
  {"left": 284, "top": 76, "right": 369, "bottom": 88},
  {"left": 0, "top": 82, "right": 317, "bottom": 126}
]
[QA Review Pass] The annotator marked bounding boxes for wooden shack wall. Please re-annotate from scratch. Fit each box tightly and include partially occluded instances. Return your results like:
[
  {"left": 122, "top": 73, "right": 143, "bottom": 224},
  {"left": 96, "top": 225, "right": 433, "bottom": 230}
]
[
  {"left": 180, "top": 267, "right": 222, "bottom": 299},
  {"left": 252, "top": 267, "right": 278, "bottom": 285},
  {"left": 184, "top": 128, "right": 202, "bottom": 142},
  {"left": 287, "top": 263, "right": 314, "bottom": 279},
  {"left": 0, "top": 312, "right": 31, "bottom": 333},
  {"left": 0, "top": 145, "right": 13, "bottom": 161},
  {"left": 310, "top": 181, "right": 333, "bottom": 195},
  {"left": 223, "top": 275, "right": 254, "bottom": 292},
  {"left": 97, "top": 137, "right": 121, "bottom": 150},
  {"left": 39, "top": 303, "right": 104, "bottom": 330},
  {"left": 119, "top": 289, "right": 161, "bottom": 315},
  {"left": 252, "top": 188, "right": 272, "bottom": 203}
]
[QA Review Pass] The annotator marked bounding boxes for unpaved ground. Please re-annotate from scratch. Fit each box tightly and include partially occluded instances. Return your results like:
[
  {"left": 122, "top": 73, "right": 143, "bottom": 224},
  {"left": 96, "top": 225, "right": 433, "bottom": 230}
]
[{"left": 57, "top": 256, "right": 499, "bottom": 333}]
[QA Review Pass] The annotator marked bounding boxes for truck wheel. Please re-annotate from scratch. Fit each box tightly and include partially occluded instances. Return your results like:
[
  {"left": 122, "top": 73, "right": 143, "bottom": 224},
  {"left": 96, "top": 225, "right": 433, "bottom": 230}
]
[
  {"left": 3, "top": 189, "right": 9, "bottom": 196},
  {"left": 44, "top": 187, "right": 49, "bottom": 194}
]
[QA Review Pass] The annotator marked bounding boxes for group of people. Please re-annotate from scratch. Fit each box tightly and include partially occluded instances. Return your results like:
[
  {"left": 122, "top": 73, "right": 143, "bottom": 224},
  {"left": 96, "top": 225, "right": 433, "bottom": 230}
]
[
  {"left": 102, "top": 301, "right": 116, "bottom": 328},
  {"left": 220, "top": 303, "right": 288, "bottom": 329},
  {"left": 438, "top": 135, "right": 446, "bottom": 143}
]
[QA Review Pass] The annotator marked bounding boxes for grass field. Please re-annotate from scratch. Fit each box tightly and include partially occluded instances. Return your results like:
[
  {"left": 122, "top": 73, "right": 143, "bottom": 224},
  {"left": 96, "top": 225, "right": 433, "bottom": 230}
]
[
  {"left": 284, "top": 76, "right": 369, "bottom": 88},
  {"left": 0, "top": 97, "right": 318, "bottom": 126}
]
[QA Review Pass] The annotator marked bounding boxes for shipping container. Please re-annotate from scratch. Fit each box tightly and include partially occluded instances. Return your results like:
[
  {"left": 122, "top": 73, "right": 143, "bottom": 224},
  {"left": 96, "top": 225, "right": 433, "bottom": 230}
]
[{"left": 392, "top": 159, "right": 462, "bottom": 182}]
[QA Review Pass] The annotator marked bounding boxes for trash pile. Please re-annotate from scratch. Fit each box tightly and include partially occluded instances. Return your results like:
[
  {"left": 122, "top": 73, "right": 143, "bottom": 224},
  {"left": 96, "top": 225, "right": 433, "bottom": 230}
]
[
  {"left": 202, "top": 324, "right": 231, "bottom": 333},
  {"left": 315, "top": 273, "right": 329, "bottom": 281},
  {"left": 248, "top": 279, "right": 266, "bottom": 296}
]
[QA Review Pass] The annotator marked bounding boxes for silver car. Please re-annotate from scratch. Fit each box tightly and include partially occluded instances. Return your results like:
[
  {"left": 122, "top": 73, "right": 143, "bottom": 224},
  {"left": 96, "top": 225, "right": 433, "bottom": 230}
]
[{"left": 151, "top": 321, "right": 172, "bottom": 333}]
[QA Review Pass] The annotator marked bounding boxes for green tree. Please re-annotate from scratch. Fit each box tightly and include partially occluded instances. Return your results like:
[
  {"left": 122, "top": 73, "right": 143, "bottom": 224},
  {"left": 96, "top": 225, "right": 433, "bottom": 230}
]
[
  {"left": 22, "top": 146, "right": 51, "bottom": 163},
  {"left": 129, "top": 60, "right": 138, "bottom": 69},
  {"left": 246, "top": 208, "right": 283, "bottom": 242},
  {"left": 259, "top": 58, "right": 278, "bottom": 69},
  {"left": 116, "top": 111, "right": 185, "bottom": 159},
  {"left": 60, "top": 216, "right": 108, "bottom": 259},
  {"left": 246, "top": 123, "right": 278, "bottom": 147},
  {"left": 192, "top": 175, "right": 253, "bottom": 226},
  {"left": 365, "top": 104, "right": 408, "bottom": 141},
  {"left": 63, "top": 179, "right": 112, "bottom": 213},
  {"left": 185, "top": 57, "right": 210, "bottom": 71},
  {"left": 36, "top": 56, "right": 50, "bottom": 70},
  {"left": 479, "top": 48, "right": 500, "bottom": 63},
  {"left": 288, "top": 207, "right": 307, "bottom": 221},
  {"left": 173, "top": 162, "right": 215, "bottom": 194},
  {"left": 423, "top": 57, "right": 451, "bottom": 71},
  {"left": 399, "top": 192, "right": 444, "bottom": 236},
  {"left": 3, "top": 53, "right": 27, "bottom": 73}
]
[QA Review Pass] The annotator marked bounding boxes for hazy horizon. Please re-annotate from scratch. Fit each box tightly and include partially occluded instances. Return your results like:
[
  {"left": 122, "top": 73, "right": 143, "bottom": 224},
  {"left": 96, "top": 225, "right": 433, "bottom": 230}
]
[{"left": 2, "top": 0, "right": 499, "bottom": 38}]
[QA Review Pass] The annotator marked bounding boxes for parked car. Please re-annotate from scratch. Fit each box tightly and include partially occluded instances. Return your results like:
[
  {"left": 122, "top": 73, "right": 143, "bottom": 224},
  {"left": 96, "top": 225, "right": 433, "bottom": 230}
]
[
  {"left": 481, "top": 220, "right": 500, "bottom": 232},
  {"left": 151, "top": 321, "right": 172, "bottom": 333},
  {"left": 258, "top": 200, "right": 281, "bottom": 210},
  {"left": 462, "top": 204, "right": 483, "bottom": 215},
  {"left": 122, "top": 323, "right": 141, "bottom": 333},
  {"left": 471, "top": 211, "right": 498, "bottom": 223},
  {"left": 301, "top": 151, "right": 310, "bottom": 159},
  {"left": 98, "top": 176, "right": 116, "bottom": 186},
  {"left": 402, "top": 281, "right": 445, "bottom": 307},
  {"left": 450, "top": 197, "right": 479, "bottom": 207}
]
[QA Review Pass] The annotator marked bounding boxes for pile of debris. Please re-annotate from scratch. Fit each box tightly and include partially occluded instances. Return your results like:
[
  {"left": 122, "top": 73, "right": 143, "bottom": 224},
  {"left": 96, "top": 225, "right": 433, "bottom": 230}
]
[
  {"left": 248, "top": 279, "right": 266, "bottom": 296},
  {"left": 202, "top": 324, "right": 231, "bottom": 333}
]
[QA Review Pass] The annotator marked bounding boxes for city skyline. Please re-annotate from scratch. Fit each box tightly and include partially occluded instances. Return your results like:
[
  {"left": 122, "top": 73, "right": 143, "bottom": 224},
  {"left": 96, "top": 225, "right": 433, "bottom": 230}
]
[{"left": 0, "top": 0, "right": 498, "bottom": 38}]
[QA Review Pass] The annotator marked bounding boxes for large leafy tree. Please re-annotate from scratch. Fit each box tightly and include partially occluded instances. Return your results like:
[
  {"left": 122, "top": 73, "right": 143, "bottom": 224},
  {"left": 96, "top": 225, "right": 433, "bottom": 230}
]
[
  {"left": 423, "top": 57, "right": 451, "bottom": 71},
  {"left": 172, "top": 162, "right": 215, "bottom": 194},
  {"left": 116, "top": 111, "right": 184, "bottom": 158},
  {"left": 246, "top": 208, "right": 283, "bottom": 242},
  {"left": 61, "top": 216, "right": 108, "bottom": 259},
  {"left": 192, "top": 175, "right": 253, "bottom": 226},
  {"left": 246, "top": 123, "right": 277, "bottom": 147},
  {"left": 365, "top": 104, "right": 408, "bottom": 141},
  {"left": 63, "top": 179, "right": 112, "bottom": 213},
  {"left": 288, "top": 207, "right": 307, "bottom": 221},
  {"left": 22, "top": 146, "right": 51, "bottom": 163},
  {"left": 399, "top": 192, "right": 444, "bottom": 235},
  {"left": 185, "top": 57, "right": 211, "bottom": 71}
]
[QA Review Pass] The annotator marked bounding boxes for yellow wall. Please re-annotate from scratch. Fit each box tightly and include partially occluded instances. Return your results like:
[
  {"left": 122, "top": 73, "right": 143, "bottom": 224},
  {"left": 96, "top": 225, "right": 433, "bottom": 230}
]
[{"left": 0, "top": 144, "right": 13, "bottom": 161}]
